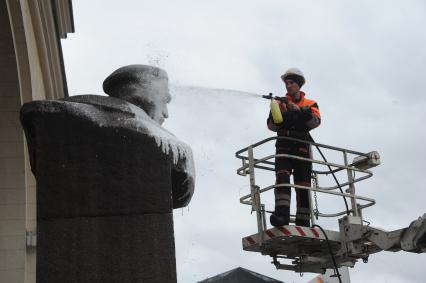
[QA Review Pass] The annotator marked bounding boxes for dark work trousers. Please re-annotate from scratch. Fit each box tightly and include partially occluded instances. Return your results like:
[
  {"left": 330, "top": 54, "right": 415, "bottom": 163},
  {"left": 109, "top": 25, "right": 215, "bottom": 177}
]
[{"left": 274, "top": 140, "right": 312, "bottom": 225}]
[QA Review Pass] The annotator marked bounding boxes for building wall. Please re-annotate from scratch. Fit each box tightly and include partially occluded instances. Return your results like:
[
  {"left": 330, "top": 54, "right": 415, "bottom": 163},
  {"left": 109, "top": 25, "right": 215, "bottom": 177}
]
[
  {"left": 1, "top": 1, "right": 73, "bottom": 282},
  {"left": 0, "top": 1, "right": 26, "bottom": 282}
]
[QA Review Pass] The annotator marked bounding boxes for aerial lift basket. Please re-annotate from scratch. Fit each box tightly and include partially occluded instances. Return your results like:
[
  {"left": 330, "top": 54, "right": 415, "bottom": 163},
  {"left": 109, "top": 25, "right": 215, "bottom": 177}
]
[{"left": 236, "top": 136, "right": 425, "bottom": 274}]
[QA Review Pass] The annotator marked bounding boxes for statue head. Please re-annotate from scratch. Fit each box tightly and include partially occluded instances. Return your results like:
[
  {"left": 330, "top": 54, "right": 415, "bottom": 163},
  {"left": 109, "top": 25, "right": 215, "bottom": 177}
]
[{"left": 103, "top": 65, "right": 171, "bottom": 125}]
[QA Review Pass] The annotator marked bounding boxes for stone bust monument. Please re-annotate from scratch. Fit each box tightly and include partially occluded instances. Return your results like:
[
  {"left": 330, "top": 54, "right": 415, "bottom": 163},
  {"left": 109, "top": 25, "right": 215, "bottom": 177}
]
[{"left": 20, "top": 65, "right": 195, "bottom": 283}]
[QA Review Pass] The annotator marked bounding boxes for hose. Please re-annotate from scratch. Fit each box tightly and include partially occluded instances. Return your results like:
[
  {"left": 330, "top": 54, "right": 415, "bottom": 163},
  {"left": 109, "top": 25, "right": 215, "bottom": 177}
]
[
  {"left": 312, "top": 224, "right": 342, "bottom": 283},
  {"left": 308, "top": 134, "right": 350, "bottom": 216}
]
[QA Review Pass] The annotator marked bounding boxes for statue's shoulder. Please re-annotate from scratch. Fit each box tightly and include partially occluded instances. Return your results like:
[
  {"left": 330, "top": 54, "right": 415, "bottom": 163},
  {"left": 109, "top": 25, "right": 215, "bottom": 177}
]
[
  {"left": 21, "top": 94, "right": 139, "bottom": 122},
  {"left": 20, "top": 94, "right": 164, "bottom": 137},
  {"left": 21, "top": 94, "right": 133, "bottom": 116},
  {"left": 62, "top": 95, "right": 134, "bottom": 117}
]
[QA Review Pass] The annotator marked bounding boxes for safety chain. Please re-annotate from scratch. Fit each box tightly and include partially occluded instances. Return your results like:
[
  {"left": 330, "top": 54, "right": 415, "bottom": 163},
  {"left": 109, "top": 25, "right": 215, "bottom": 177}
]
[{"left": 312, "top": 173, "right": 320, "bottom": 219}]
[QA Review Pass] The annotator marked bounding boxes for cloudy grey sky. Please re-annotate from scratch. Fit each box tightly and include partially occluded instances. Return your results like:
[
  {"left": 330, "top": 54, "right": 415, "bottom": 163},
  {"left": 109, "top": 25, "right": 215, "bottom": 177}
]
[{"left": 62, "top": 1, "right": 426, "bottom": 282}]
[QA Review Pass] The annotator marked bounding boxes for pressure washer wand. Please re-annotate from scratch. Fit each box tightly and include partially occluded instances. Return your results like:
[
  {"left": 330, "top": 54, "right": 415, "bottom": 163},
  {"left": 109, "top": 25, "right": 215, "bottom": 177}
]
[{"left": 262, "top": 93, "right": 288, "bottom": 103}]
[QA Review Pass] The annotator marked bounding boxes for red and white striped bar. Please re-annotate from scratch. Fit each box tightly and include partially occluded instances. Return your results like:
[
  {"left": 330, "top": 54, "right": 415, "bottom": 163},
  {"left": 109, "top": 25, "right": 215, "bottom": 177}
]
[{"left": 243, "top": 225, "right": 340, "bottom": 249}]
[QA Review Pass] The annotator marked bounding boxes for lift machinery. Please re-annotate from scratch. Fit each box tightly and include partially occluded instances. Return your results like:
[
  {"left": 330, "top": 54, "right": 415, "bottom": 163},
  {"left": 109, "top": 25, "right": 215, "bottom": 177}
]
[{"left": 236, "top": 136, "right": 426, "bottom": 274}]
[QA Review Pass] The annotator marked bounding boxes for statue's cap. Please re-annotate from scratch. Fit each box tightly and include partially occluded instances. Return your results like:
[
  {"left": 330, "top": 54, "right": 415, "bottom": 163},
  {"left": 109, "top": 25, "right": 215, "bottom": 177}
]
[{"left": 103, "top": 65, "right": 168, "bottom": 97}]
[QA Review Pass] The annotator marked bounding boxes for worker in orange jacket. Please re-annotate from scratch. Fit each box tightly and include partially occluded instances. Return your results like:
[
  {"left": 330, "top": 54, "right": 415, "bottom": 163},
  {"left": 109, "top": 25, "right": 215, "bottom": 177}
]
[{"left": 267, "top": 68, "right": 321, "bottom": 227}]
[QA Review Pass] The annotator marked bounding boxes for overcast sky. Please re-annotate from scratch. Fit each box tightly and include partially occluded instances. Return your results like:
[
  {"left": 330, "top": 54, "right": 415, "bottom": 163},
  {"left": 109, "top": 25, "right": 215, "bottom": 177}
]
[{"left": 62, "top": 1, "right": 426, "bottom": 282}]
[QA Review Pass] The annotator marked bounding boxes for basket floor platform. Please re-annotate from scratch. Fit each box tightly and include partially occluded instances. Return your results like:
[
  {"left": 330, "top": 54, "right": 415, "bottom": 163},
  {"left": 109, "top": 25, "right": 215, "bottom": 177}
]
[{"left": 243, "top": 225, "right": 341, "bottom": 259}]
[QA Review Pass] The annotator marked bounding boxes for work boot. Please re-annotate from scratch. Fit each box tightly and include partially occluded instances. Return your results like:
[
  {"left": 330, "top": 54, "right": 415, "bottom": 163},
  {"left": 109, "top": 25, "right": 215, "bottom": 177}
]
[
  {"left": 270, "top": 206, "right": 290, "bottom": 227},
  {"left": 295, "top": 219, "right": 310, "bottom": 227}
]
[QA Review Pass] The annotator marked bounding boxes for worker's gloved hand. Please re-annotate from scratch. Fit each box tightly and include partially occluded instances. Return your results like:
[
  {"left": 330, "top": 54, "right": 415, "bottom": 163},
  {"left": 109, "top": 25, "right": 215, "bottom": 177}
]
[
  {"left": 278, "top": 101, "right": 287, "bottom": 112},
  {"left": 287, "top": 102, "right": 301, "bottom": 112}
]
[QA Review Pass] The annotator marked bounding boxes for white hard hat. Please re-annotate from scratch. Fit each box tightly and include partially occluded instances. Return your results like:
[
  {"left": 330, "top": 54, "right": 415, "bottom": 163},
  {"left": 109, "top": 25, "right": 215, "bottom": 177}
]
[{"left": 281, "top": 68, "right": 306, "bottom": 86}]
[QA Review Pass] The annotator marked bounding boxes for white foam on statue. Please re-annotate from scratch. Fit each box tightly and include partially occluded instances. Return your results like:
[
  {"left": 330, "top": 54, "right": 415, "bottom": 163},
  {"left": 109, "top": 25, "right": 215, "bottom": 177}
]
[
  {"left": 52, "top": 96, "right": 195, "bottom": 181},
  {"left": 128, "top": 104, "right": 195, "bottom": 180}
]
